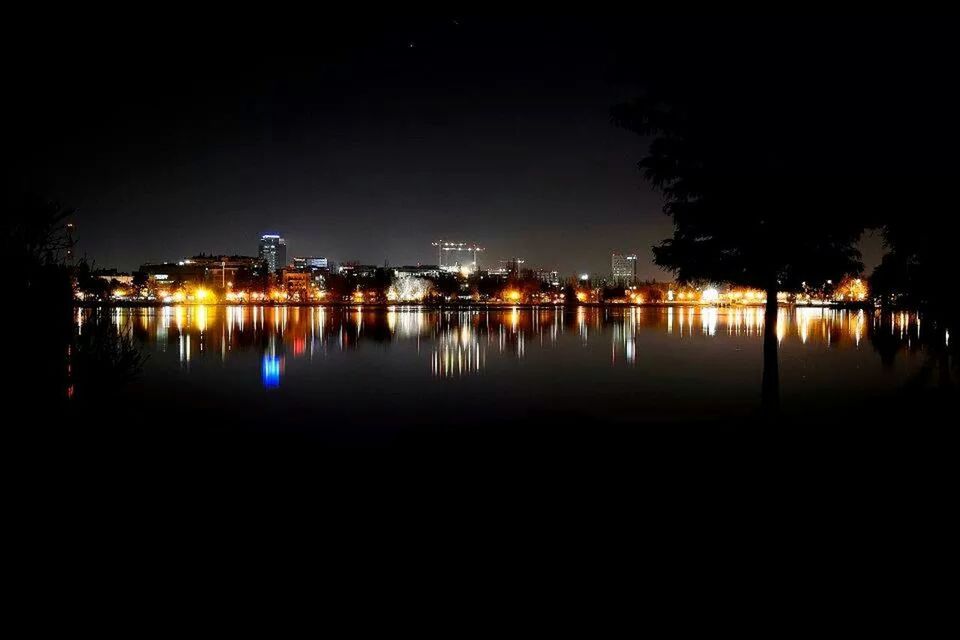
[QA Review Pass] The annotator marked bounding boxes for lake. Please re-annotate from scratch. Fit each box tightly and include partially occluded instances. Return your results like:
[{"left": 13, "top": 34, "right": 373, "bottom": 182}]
[{"left": 74, "top": 305, "right": 942, "bottom": 445}]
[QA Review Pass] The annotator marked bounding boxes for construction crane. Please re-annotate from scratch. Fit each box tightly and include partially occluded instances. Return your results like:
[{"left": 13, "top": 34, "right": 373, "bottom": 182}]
[{"left": 431, "top": 240, "right": 485, "bottom": 272}]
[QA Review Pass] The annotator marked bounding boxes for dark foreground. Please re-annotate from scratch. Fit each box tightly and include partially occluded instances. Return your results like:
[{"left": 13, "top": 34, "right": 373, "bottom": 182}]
[
  {"left": 34, "top": 384, "right": 957, "bottom": 478},
  {"left": 19, "top": 373, "right": 956, "bottom": 627}
]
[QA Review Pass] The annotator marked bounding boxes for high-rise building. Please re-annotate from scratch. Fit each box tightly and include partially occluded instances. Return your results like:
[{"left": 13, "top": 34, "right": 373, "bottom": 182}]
[
  {"left": 612, "top": 253, "right": 638, "bottom": 286},
  {"left": 259, "top": 234, "right": 287, "bottom": 273}
]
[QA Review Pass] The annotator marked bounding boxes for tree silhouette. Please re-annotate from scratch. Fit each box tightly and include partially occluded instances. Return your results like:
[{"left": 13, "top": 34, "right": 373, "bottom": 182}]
[
  {"left": 2, "top": 194, "right": 76, "bottom": 409},
  {"left": 3, "top": 194, "right": 75, "bottom": 292},
  {"left": 872, "top": 220, "right": 959, "bottom": 321},
  {"left": 612, "top": 30, "right": 877, "bottom": 410},
  {"left": 3, "top": 193, "right": 149, "bottom": 413}
]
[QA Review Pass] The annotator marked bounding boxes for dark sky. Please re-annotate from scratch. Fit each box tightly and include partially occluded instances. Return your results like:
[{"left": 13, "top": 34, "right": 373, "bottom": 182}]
[{"left": 15, "top": 15, "right": 945, "bottom": 276}]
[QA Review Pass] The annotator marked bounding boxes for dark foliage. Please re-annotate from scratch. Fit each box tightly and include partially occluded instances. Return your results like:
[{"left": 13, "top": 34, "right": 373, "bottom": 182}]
[
  {"left": 2, "top": 193, "right": 75, "bottom": 293},
  {"left": 871, "top": 222, "right": 960, "bottom": 319},
  {"left": 71, "top": 314, "right": 147, "bottom": 403},
  {"left": 3, "top": 194, "right": 76, "bottom": 408},
  {"left": 3, "top": 193, "right": 148, "bottom": 411},
  {"left": 612, "top": 19, "right": 960, "bottom": 408},
  {"left": 611, "top": 27, "right": 872, "bottom": 294}
]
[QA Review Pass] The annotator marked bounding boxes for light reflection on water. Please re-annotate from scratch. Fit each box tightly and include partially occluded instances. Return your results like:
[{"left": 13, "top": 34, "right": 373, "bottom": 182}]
[{"left": 79, "top": 306, "right": 937, "bottom": 421}]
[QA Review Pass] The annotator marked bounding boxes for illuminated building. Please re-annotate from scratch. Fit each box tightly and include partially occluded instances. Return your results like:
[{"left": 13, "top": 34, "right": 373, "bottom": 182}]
[
  {"left": 139, "top": 256, "right": 265, "bottom": 293},
  {"left": 536, "top": 269, "right": 561, "bottom": 287},
  {"left": 502, "top": 258, "right": 525, "bottom": 277},
  {"left": 394, "top": 265, "right": 442, "bottom": 279},
  {"left": 293, "top": 256, "right": 328, "bottom": 269},
  {"left": 93, "top": 269, "right": 134, "bottom": 286},
  {"left": 140, "top": 261, "right": 205, "bottom": 287},
  {"left": 611, "top": 253, "right": 637, "bottom": 286},
  {"left": 289, "top": 257, "right": 329, "bottom": 291},
  {"left": 259, "top": 234, "right": 287, "bottom": 273},
  {"left": 338, "top": 263, "right": 378, "bottom": 278},
  {"left": 281, "top": 269, "right": 312, "bottom": 298},
  {"left": 202, "top": 256, "right": 263, "bottom": 287}
]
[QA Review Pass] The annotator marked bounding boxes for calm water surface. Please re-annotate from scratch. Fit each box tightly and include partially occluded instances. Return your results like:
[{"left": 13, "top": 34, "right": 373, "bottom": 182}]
[{"left": 80, "top": 306, "right": 938, "bottom": 442}]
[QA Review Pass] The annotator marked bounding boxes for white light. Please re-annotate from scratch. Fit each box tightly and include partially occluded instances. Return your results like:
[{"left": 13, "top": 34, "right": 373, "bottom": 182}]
[
  {"left": 387, "top": 276, "right": 433, "bottom": 302},
  {"left": 579, "top": 274, "right": 589, "bottom": 281},
  {"left": 702, "top": 288, "right": 719, "bottom": 303}
]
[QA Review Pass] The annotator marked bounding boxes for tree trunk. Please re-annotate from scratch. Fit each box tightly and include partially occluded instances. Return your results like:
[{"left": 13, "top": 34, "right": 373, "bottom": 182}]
[{"left": 761, "top": 285, "right": 780, "bottom": 414}]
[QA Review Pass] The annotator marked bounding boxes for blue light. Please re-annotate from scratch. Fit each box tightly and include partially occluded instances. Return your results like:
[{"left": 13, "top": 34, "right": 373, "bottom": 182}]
[{"left": 261, "top": 355, "right": 281, "bottom": 388}]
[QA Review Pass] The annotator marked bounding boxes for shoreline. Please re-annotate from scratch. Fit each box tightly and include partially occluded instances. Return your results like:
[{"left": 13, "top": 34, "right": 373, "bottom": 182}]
[{"left": 74, "top": 301, "right": 876, "bottom": 310}]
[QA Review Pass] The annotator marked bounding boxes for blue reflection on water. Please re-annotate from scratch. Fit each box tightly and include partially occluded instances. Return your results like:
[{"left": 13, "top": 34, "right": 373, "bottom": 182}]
[{"left": 261, "top": 355, "right": 282, "bottom": 388}]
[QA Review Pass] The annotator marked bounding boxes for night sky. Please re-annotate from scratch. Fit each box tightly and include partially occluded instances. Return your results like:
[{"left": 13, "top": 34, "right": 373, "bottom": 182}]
[{"left": 16, "top": 16, "right": 936, "bottom": 277}]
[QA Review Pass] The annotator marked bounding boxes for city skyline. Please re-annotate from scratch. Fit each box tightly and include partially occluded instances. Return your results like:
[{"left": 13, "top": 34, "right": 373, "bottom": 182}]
[
  {"left": 79, "top": 228, "right": 885, "bottom": 282},
  {"left": 125, "top": 235, "right": 651, "bottom": 281},
  {"left": 112, "top": 236, "right": 679, "bottom": 281},
  {"left": 15, "top": 18, "right": 667, "bottom": 278},
  {"left": 15, "top": 17, "right": 900, "bottom": 279},
  {"left": 8, "top": 12, "right": 957, "bottom": 472}
]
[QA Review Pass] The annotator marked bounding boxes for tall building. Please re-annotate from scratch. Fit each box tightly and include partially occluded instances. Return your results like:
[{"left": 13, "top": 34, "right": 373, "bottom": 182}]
[
  {"left": 259, "top": 234, "right": 287, "bottom": 273},
  {"left": 612, "top": 253, "right": 638, "bottom": 286}
]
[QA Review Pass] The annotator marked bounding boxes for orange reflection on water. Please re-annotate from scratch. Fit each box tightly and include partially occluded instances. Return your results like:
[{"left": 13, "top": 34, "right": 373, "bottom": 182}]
[{"left": 83, "top": 305, "right": 934, "bottom": 383}]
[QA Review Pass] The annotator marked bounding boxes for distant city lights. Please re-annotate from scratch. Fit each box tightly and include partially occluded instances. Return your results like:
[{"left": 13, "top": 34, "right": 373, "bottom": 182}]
[
  {"left": 75, "top": 236, "right": 872, "bottom": 309},
  {"left": 701, "top": 288, "right": 720, "bottom": 303}
]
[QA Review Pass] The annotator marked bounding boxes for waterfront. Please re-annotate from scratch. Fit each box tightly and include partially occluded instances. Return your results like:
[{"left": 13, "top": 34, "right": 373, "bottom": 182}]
[{"left": 74, "top": 305, "right": 946, "bottom": 444}]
